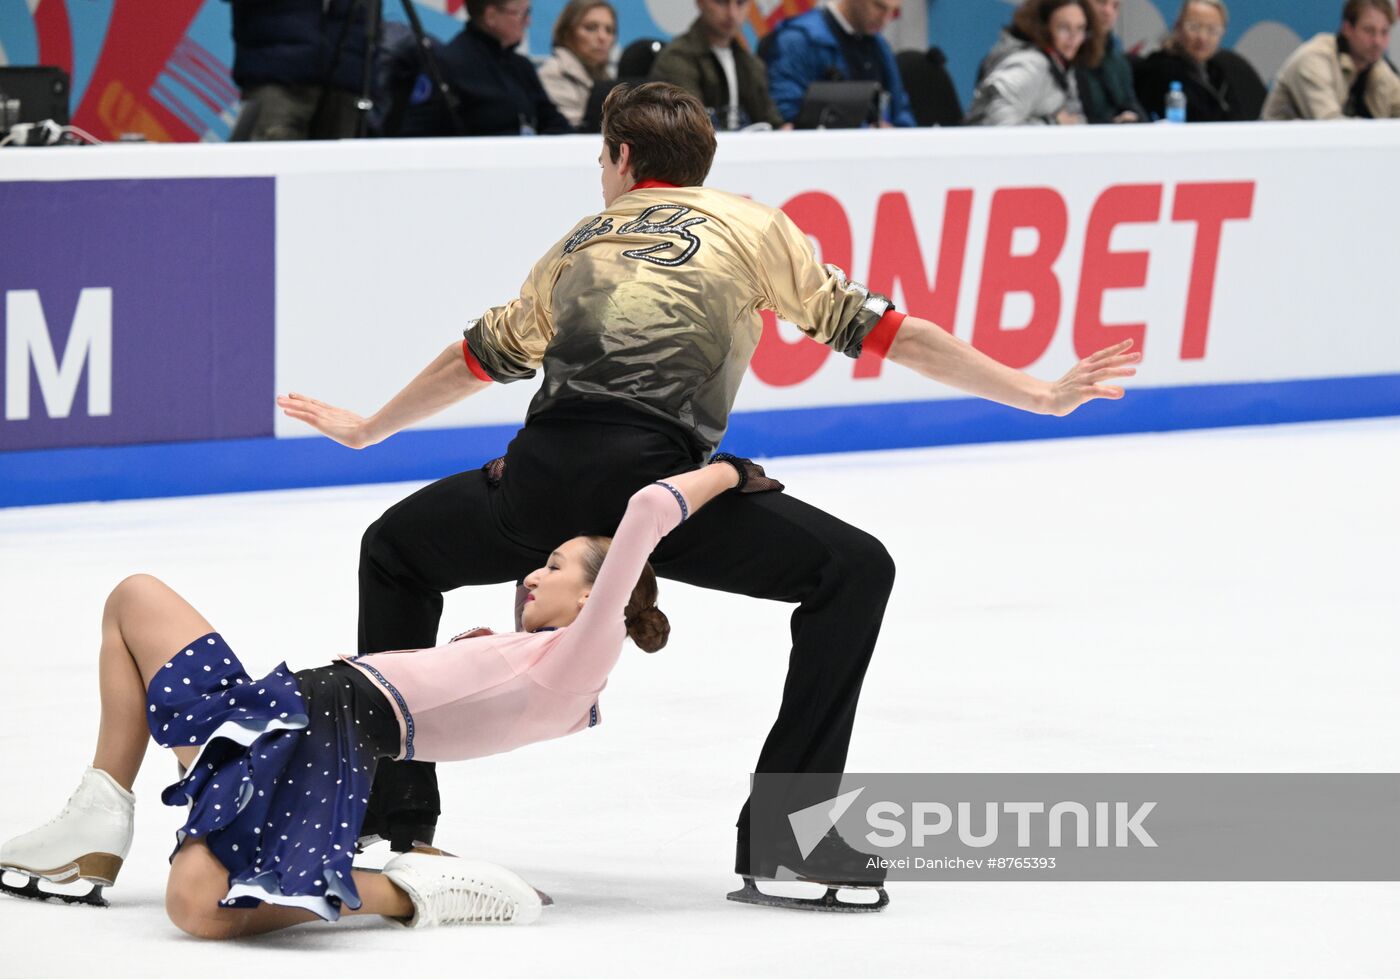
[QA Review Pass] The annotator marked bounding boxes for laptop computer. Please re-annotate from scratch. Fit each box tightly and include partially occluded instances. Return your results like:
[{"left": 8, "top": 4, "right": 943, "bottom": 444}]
[
  {"left": 794, "top": 80, "right": 881, "bottom": 129},
  {"left": 0, "top": 67, "right": 71, "bottom": 134}
]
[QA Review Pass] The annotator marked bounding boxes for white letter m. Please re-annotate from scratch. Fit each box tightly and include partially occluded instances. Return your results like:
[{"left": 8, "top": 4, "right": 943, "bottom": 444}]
[{"left": 5, "top": 288, "right": 112, "bottom": 421}]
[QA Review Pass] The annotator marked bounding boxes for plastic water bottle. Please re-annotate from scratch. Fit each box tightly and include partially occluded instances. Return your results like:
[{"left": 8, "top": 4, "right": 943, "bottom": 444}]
[{"left": 1164, "top": 81, "right": 1187, "bottom": 124}]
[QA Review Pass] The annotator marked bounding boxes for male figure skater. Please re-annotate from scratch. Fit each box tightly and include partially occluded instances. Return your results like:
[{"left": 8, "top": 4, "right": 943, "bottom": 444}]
[{"left": 280, "top": 82, "right": 1138, "bottom": 907}]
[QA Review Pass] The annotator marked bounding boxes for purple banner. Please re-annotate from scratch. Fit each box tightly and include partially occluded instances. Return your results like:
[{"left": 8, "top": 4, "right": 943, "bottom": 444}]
[{"left": 0, "top": 178, "right": 274, "bottom": 452}]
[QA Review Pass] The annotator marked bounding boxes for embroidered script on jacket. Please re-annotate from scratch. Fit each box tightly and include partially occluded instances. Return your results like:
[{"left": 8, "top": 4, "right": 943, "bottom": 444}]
[{"left": 562, "top": 204, "right": 708, "bottom": 267}]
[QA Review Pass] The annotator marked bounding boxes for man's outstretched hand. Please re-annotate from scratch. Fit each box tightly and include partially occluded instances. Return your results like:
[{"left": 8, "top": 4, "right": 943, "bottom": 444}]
[
  {"left": 277, "top": 392, "right": 374, "bottom": 449},
  {"left": 277, "top": 342, "right": 489, "bottom": 451},
  {"left": 1044, "top": 339, "right": 1141, "bottom": 417}
]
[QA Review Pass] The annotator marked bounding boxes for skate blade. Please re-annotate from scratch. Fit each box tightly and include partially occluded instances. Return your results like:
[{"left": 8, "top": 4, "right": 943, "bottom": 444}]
[
  {"left": 353, "top": 833, "right": 386, "bottom": 855},
  {"left": 408, "top": 844, "right": 456, "bottom": 858},
  {"left": 726, "top": 877, "right": 888, "bottom": 913},
  {"left": 0, "top": 852, "right": 122, "bottom": 887},
  {"left": 0, "top": 870, "right": 110, "bottom": 908}
]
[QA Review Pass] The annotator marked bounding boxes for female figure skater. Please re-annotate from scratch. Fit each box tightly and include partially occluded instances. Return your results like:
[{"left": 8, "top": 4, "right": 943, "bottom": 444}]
[{"left": 0, "top": 458, "right": 770, "bottom": 937}]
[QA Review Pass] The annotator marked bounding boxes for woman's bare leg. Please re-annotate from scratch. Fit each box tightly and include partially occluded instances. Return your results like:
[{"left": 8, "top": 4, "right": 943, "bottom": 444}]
[
  {"left": 90, "top": 574, "right": 215, "bottom": 786},
  {"left": 166, "top": 840, "right": 412, "bottom": 939},
  {"left": 86, "top": 576, "right": 415, "bottom": 937},
  {"left": 83, "top": 577, "right": 409, "bottom": 937}
]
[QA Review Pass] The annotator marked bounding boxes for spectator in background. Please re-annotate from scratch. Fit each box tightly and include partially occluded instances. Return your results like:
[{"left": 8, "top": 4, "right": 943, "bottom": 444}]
[
  {"left": 761, "top": 0, "right": 917, "bottom": 126},
  {"left": 1081, "top": 0, "right": 1145, "bottom": 122},
  {"left": 650, "top": 0, "right": 785, "bottom": 130},
  {"left": 539, "top": 0, "right": 617, "bottom": 129},
  {"left": 973, "top": 9, "right": 1029, "bottom": 82},
  {"left": 401, "top": 0, "right": 570, "bottom": 136},
  {"left": 225, "top": 0, "right": 370, "bottom": 140},
  {"left": 966, "top": 0, "right": 1102, "bottom": 125},
  {"left": 1263, "top": 0, "right": 1400, "bottom": 119},
  {"left": 1133, "top": 0, "right": 1264, "bottom": 121}
]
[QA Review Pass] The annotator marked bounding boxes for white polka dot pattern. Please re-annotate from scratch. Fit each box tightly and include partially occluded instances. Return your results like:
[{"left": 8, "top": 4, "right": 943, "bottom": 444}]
[{"left": 146, "top": 634, "right": 394, "bottom": 922}]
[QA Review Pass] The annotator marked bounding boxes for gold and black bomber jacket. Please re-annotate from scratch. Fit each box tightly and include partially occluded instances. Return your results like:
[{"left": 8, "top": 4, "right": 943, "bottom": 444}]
[{"left": 464, "top": 184, "right": 893, "bottom": 457}]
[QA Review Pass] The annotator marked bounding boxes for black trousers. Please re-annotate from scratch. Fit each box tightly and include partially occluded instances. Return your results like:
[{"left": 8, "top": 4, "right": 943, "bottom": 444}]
[{"left": 357, "top": 414, "right": 896, "bottom": 868}]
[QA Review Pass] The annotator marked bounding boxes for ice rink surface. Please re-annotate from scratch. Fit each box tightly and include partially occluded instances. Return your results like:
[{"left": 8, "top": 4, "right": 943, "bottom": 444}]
[{"left": 1, "top": 418, "right": 1397, "bottom": 977}]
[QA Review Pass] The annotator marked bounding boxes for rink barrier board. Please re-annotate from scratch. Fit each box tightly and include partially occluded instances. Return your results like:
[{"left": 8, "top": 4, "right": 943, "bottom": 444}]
[
  {"left": 3, "top": 372, "right": 1398, "bottom": 508},
  {"left": 7, "top": 127, "right": 1400, "bottom": 507}
]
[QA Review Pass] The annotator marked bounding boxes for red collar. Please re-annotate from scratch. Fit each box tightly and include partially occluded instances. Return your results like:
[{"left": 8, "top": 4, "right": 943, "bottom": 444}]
[{"left": 632, "top": 179, "right": 679, "bottom": 190}]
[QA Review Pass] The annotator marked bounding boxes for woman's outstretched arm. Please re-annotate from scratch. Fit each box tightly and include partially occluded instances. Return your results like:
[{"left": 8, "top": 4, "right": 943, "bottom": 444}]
[
  {"left": 652, "top": 461, "right": 742, "bottom": 514},
  {"left": 533, "top": 463, "right": 741, "bottom": 692}
]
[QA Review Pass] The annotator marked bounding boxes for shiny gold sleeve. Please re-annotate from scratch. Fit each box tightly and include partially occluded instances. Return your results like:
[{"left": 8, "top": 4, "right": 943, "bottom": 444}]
[
  {"left": 462, "top": 249, "right": 558, "bottom": 383},
  {"left": 754, "top": 208, "right": 894, "bottom": 359}
]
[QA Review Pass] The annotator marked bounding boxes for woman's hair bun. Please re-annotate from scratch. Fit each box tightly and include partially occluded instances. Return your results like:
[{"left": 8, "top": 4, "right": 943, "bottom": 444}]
[{"left": 625, "top": 605, "right": 670, "bottom": 653}]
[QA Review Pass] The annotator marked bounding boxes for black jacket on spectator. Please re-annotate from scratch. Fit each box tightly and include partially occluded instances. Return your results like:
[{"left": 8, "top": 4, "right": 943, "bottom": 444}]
[
  {"left": 400, "top": 22, "right": 571, "bottom": 136},
  {"left": 224, "top": 0, "right": 368, "bottom": 94},
  {"left": 1133, "top": 46, "right": 1263, "bottom": 122},
  {"left": 1081, "top": 34, "right": 1145, "bottom": 123}
]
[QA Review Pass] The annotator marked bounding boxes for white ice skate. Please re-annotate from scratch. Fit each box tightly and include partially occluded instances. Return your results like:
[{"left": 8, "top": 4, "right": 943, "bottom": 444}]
[
  {"left": 382, "top": 851, "right": 544, "bottom": 927},
  {"left": 0, "top": 767, "right": 135, "bottom": 908}
]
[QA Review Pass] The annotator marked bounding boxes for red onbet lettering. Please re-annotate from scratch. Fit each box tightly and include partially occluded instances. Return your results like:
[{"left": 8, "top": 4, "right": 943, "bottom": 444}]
[
  {"left": 1073, "top": 183, "right": 1164, "bottom": 358},
  {"left": 971, "top": 188, "right": 1069, "bottom": 369},
  {"left": 746, "top": 180, "right": 1254, "bottom": 389},
  {"left": 858, "top": 189, "right": 973, "bottom": 379},
  {"left": 749, "top": 191, "right": 849, "bottom": 387},
  {"left": 1172, "top": 182, "right": 1255, "bottom": 359}
]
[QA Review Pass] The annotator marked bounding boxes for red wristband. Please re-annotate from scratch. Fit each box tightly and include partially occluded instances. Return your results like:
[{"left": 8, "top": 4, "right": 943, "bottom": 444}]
[
  {"left": 462, "top": 340, "right": 493, "bottom": 383},
  {"left": 863, "top": 309, "right": 906, "bottom": 360}
]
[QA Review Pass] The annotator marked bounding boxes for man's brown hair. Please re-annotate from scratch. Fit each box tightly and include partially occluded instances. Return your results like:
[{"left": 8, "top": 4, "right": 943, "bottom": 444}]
[
  {"left": 601, "top": 82, "right": 717, "bottom": 187},
  {"left": 1011, "top": 0, "right": 1105, "bottom": 68},
  {"left": 1343, "top": 0, "right": 1396, "bottom": 25}
]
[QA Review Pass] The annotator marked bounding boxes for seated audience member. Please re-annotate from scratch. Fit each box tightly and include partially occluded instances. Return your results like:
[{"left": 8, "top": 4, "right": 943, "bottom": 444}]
[
  {"left": 1082, "top": 0, "right": 1146, "bottom": 122},
  {"left": 975, "top": 17, "right": 1030, "bottom": 82},
  {"left": 539, "top": 0, "right": 618, "bottom": 129},
  {"left": 227, "top": 0, "right": 370, "bottom": 140},
  {"left": 400, "top": 0, "right": 571, "bottom": 136},
  {"left": 761, "top": 0, "right": 917, "bottom": 127},
  {"left": 1263, "top": 0, "right": 1400, "bottom": 119},
  {"left": 650, "top": 0, "right": 785, "bottom": 130},
  {"left": 1133, "top": 0, "right": 1264, "bottom": 121},
  {"left": 966, "top": 0, "right": 1102, "bottom": 125}
]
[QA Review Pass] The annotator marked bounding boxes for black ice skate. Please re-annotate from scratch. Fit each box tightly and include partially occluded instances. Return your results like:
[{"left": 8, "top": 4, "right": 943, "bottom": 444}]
[{"left": 728, "top": 826, "right": 889, "bottom": 913}]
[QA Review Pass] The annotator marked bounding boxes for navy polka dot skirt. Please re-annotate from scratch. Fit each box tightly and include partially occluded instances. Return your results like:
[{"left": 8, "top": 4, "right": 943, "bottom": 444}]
[{"left": 146, "top": 634, "right": 398, "bottom": 921}]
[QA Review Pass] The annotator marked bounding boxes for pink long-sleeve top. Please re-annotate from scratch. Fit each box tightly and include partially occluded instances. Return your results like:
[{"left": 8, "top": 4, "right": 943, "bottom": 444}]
[{"left": 344, "top": 481, "right": 688, "bottom": 763}]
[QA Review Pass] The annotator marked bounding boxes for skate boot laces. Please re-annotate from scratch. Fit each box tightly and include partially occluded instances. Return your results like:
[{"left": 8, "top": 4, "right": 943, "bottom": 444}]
[
  {"left": 382, "top": 852, "right": 542, "bottom": 927},
  {"left": 437, "top": 877, "right": 516, "bottom": 924}
]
